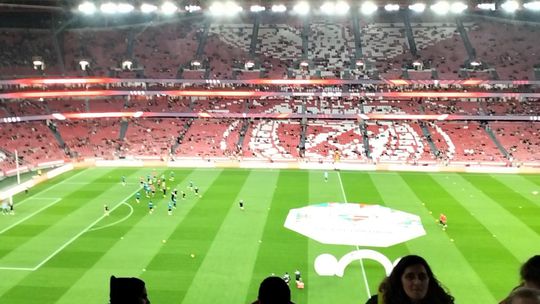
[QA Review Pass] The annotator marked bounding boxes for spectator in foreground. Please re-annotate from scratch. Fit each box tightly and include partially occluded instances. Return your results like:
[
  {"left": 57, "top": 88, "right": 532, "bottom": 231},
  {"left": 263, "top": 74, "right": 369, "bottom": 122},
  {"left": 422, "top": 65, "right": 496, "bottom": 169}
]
[
  {"left": 521, "top": 255, "right": 540, "bottom": 290},
  {"left": 365, "top": 255, "right": 454, "bottom": 304},
  {"left": 109, "top": 275, "right": 150, "bottom": 304},
  {"left": 252, "top": 276, "right": 294, "bottom": 304},
  {"left": 502, "top": 287, "right": 540, "bottom": 304},
  {"left": 502, "top": 255, "right": 540, "bottom": 303}
]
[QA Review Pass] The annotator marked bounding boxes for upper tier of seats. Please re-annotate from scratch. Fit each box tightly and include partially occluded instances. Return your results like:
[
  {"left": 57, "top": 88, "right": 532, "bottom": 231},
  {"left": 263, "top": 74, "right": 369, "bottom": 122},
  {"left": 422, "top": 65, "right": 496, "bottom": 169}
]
[{"left": 1, "top": 16, "right": 538, "bottom": 80}]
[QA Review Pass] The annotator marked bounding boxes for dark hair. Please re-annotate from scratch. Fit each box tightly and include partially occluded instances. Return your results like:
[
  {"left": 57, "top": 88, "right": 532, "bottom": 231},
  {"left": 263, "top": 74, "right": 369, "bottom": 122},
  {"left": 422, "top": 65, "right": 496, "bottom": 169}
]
[
  {"left": 379, "top": 255, "right": 454, "bottom": 304},
  {"left": 521, "top": 255, "right": 540, "bottom": 288},
  {"left": 257, "top": 276, "right": 292, "bottom": 304},
  {"left": 110, "top": 276, "right": 148, "bottom": 304},
  {"left": 502, "top": 287, "right": 540, "bottom": 304}
]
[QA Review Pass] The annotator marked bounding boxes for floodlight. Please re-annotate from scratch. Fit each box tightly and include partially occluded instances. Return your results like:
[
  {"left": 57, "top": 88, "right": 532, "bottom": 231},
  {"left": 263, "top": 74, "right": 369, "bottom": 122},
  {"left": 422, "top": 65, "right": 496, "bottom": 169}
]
[
  {"left": 430, "top": 1, "right": 450, "bottom": 14},
  {"left": 122, "top": 60, "right": 133, "bottom": 70},
  {"left": 501, "top": 0, "right": 519, "bottom": 12},
  {"left": 185, "top": 5, "right": 201, "bottom": 12},
  {"left": 409, "top": 2, "right": 426, "bottom": 12},
  {"left": 79, "top": 59, "right": 90, "bottom": 71},
  {"left": 321, "top": 2, "right": 336, "bottom": 14},
  {"left": 450, "top": 2, "right": 467, "bottom": 13},
  {"left": 117, "top": 3, "right": 134, "bottom": 13},
  {"left": 361, "top": 2, "right": 378, "bottom": 14},
  {"left": 250, "top": 5, "right": 266, "bottom": 12},
  {"left": 470, "top": 60, "right": 481, "bottom": 67},
  {"left": 141, "top": 3, "right": 158, "bottom": 13},
  {"left": 300, "top": 60, "right": 309, "bottom": 67},
  {"left": 209, "top": 2, "right": 225, "bottom": 14},
  {"left": 293, "top": 2, "right": 310, "bottom": 15},
  {"left": 412, "top": 60, "right": 422, "bottom": 66},
  {"left": 161, "top": 1, "right": 178, "bottom": 14},
  {"left": 78, "top": 2, "right": 97, "bottom": 14},
  {"left": 335, "top": 1, "right": 350, "bottom": 14},
  {"left": 100, "top": 2, "right": 118, "bottom": 14},
  {"left": 524, "top": 1, "right": 540, "bottom": 10},
  {"left": 225, "top": 1, "right": 243, "bottom": 14},
  {"left": 384, "top": 4, "right": 400, "bottom": 11},
  {"left": 191, "top": 60, "right": 201, "bottom": 67},
  {"left": 477, "top": 3, "right": 496, "bottom": 10},
  {"left": 271, "top": 4, "right": 287, "bottom": 12}
]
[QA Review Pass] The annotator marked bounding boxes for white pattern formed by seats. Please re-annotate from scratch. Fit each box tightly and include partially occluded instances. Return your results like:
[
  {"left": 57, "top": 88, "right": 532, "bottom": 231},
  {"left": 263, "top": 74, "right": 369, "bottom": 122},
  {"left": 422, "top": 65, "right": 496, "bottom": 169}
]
[
  {"left": 209, "top": 24, "right": 253, "bottom": 52},
  {"left": 368, "top": 122, "right": 425, "bottom": 162},
  {"left": 258, "top": 25, "right": 302, "bottom": 60},
  {"left": 249, "top": 120, "right": 295, "bottom": 159},
  {"left": 412, "top": 23, "right": 460, "bottom": 50},
  {"left": 361, "top": 23, "right": 407, "bottom": 59},
  {"left": 304, "top": 121, "right": 365, "bottom": 160},
  {"left": 309, "top": 22, "right": 354, "bottom": 69}
]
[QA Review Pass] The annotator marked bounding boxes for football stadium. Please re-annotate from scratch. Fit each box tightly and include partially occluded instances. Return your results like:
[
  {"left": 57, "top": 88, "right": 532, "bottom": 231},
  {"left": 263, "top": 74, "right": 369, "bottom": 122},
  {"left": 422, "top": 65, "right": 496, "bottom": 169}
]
[{"left": 0, "top": 0, "right": 539, "bottom": 303}]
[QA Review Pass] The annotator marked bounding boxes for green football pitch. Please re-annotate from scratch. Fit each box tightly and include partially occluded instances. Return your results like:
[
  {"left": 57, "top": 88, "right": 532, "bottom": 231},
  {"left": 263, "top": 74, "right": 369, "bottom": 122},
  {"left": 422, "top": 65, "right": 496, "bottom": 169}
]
[{"left": 0, "top": 167, "right": 539, "bottom": 303}]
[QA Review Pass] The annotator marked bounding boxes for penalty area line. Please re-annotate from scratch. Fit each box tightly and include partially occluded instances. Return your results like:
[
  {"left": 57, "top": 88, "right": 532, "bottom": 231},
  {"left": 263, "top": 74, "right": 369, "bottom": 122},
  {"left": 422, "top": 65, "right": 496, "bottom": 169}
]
[
  {"left": 25, "top": 187, "right": 141, "bottom": 272},
  {"left": 337, "top": 171, "right": 371, "bottom": 298},
  {"left": 0, "top": 198, "right": 62, "bottom": 235}
]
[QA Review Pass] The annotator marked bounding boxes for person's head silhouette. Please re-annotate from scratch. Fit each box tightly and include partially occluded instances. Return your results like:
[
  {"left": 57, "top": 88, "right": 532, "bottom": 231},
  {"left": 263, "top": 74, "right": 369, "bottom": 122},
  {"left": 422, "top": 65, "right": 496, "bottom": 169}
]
[
  {"left": 109, "top": 275, "right": 150, "bottom": 304},
  {"left": 254, "top": 276, "right": 294, "bottom": 304}
]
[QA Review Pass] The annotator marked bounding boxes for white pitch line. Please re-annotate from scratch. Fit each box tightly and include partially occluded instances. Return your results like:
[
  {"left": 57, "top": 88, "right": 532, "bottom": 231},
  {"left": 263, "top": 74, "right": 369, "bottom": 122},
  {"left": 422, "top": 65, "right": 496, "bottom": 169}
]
[
  {"left": 0, "top": 198, "right": 62, "bottom": 235},
  {"left": 337, "top": 171, "right": 371, "bottom": 298},
  {"left": 29, "top": 186, "right": 142, "bottom": 271},
  {"left": 88, "top": 202, "right": 134, "bottom": 232},
  {"left": 12, "top": 169, "right": 89, "bottom": 208},
  {"left": 0, "top": 266, "right": 35, "bottom": 271}
]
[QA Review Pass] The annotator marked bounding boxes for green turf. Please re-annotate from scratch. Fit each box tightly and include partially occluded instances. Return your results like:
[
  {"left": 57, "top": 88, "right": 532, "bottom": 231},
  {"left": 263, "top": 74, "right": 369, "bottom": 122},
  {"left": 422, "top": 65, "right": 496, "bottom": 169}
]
[{"left": 0, "top": 168, "right": 539, "bottom": 303}]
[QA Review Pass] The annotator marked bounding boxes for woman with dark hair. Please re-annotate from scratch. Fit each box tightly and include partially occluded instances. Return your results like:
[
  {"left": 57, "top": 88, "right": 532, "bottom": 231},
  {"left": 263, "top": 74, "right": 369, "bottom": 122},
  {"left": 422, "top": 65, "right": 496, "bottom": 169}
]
[{"left": 365, "top": 255, "right": 454, "bottom": 304}]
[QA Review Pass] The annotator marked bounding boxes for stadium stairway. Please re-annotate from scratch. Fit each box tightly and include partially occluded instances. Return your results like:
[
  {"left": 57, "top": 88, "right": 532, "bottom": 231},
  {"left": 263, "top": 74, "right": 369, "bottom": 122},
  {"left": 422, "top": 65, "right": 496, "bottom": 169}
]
[
  {"left": 359, "top": 103, "right": 371, "bottom": 158},
  {"left": 483, "top": 123, "right": 510, "bottom": 159},
  {"left": 52, "top": 31, "right": 66, "bottom": 75},
  {"left": 419, "top": 121, "right": 441, "bottom": 158},
  {"left": 301, "top": 19, "right": 310, "bottom": 60},
  {"left": 46, "top": 121, "right": 66, "bottom": 151},
  {"left": 171, "top": 118, "right": 194, "bottom": 154},
  {"left": 350, "top": 9, "right": 364, "bottom": 58},
  {"left": 456, "top": 17, "right": 477, "bottom": 62},
  {"left": 119, "top": 119, "right": 128, "bottom": 141},
  {"left": 534, "top": 67, "right": 540, "bottom": 80},
  {"left": 402, "top": 11, "right": 418, "bottom": 58},
  {"left": 249, "top": 15, "right": 260, "bottom": 57}
]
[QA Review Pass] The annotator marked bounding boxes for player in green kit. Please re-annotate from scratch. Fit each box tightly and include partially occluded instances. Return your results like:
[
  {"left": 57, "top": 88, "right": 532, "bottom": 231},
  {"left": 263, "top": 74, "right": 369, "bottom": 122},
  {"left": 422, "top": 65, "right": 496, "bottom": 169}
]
[
  {"left": 169, "top": 171, "right": 175, "bottom": 181},
  {"left": 135, "top": 192, "right": 141, "bottom": 203},
  {"left": 148, "top": 201, "right": 154, "bottom": 214}
]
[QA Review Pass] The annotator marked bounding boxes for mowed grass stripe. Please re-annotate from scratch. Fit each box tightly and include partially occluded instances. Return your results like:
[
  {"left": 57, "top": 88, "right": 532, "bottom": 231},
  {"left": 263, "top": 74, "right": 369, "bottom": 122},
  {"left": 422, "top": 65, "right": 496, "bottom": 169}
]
[
  {"left": 181, "top": 170, "right": 280, "bottom": 304},
  {"left": 141, "top": 169, "right": 247, "bottom": 304},
  {"left": 371, "top": 172, "right": 496, "bottom": 303},
  {"left": 340, "top": 171, "right": 409, "bottom": 296},
  {"left": 0, "top": 168, "right": 145, "bottom": 304},
  {"left": 52, "top": 169, "right": 197, "bottom": 304},
  {"left": 400, "top": 172, "right": 515, "bottom": 302},
  {"left": 461, "top": 173, "right": 540, "bottom": 235},
  {"left": 522, "top": 174, "right": 540, "bottom": 187},
  {"left": 0, "top": 168, "right": 120, "bottom": 264},
  {"left": 245, "top": 170, "right": 309, "bottom": 304},
  {"left": 306, "top": 171, "right": 375, "bottom": 304},
  {"left": 431, "top": 173, "right": 540, "bottom": 262},
  {"left": 0, "top": 168, "right": 142, "bottom": 267},
  {"left": 488, "top": 174, "right": 540, "bottom": 208}
]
